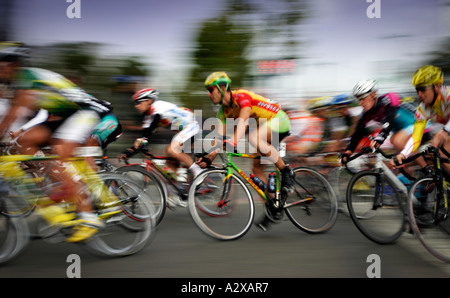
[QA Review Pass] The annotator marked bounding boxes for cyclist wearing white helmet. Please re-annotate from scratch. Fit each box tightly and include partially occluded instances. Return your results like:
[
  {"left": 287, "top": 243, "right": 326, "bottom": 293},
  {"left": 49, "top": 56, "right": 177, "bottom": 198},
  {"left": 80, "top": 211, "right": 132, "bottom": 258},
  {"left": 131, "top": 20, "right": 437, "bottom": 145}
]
[
  {"left": 119, "top": 88, "right": 202, "bottom": 185},
  {"left": 342, "top": 79, "right": 432, "bottom": 167}
]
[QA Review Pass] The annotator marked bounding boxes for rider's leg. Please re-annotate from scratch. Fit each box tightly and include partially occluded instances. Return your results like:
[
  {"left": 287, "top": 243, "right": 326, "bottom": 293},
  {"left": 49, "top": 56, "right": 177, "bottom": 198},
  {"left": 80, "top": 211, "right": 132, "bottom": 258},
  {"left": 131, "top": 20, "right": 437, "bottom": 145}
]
[{"left": 16, "top": 125, "right": 52, "bottom": 155}]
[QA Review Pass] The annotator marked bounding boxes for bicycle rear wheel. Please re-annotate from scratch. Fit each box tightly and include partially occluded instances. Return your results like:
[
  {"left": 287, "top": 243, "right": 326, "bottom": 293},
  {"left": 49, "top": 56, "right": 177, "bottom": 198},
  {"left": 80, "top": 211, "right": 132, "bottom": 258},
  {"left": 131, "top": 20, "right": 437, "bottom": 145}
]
[
  {"left": 188, "top": 169, "right": 254, "bottom": 240},
  {"left": 408, "top": 176, "right": 450, "bottom": 263},
  {"left": 347, "top": 170, "right": 406, "bottom": 244},
  {"left": 285, "top": 167, "right": 338, "bottom": 233},
  {"left": 115, "top": 165, "right": 166, "bottom": 225},
  {"left": 86, "top": 173, "right": 155, "bottom": 257}
]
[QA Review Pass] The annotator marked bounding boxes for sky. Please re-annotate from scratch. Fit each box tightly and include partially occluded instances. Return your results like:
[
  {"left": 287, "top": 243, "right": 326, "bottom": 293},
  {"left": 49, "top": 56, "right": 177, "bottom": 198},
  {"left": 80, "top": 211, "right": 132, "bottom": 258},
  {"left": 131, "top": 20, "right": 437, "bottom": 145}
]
[{"left": 8, "top": 0, "right": 450, "bottom": 100}]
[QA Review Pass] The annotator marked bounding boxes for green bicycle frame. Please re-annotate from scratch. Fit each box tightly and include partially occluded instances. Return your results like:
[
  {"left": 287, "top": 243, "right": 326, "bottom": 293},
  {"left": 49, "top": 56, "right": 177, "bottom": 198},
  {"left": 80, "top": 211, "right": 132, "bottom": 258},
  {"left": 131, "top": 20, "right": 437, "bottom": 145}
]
[{"left": 223, "top": 152, "right": 281, "bottom": 204}]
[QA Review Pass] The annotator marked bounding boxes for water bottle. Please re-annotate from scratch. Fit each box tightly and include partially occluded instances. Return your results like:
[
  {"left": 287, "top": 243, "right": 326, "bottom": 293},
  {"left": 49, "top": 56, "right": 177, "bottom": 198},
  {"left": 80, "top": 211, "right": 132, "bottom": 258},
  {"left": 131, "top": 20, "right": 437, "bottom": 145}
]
[
  {"left": 250, "top": 174, "right": 266, "bottom": 191},
  {"left": 268, "top": 172, "right": 276, "bottom": 193}
]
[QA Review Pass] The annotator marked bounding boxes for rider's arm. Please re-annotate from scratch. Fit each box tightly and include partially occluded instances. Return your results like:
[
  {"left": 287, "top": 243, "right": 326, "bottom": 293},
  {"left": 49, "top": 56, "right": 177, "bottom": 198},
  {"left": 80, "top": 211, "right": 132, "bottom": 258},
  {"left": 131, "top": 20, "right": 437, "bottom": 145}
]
[
  {"left": 19, "top": 109, "right": 49, "bottom": 132},
  {"left": 345, "top": 116, "right": 366, "bottom": 152},
  {"left": 400, "top": 119, "right": 427, "bottom": 157},
  {"left": 207, "top": 120, "right": 226, "bottom": 162},
  {"left": 140, "top": 113, "right": 161, "bottom": 146},
  {"left": 0, "top": 89, "right": 34, "bottom": 135},
  {"left": 233, "top": 106, "right": 251, "bottom": 145}
]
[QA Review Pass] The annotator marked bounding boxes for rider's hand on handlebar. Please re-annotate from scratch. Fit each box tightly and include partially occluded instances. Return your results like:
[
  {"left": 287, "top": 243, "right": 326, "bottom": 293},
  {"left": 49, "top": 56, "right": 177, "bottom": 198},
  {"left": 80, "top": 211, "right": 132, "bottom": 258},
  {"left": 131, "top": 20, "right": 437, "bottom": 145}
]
[
  {"left": 196, "top": 155, "right": 212, "bottom": 168},
  {"left": 117, "top": 153, "right": 128, "bottom": 162},
  {"left": 431, "top": 130, "right": 449, "bottom": 149},
  {"left": 390, "top": 153, "right": 405, "bottom": 169},
  {"left": 340, "top": 150, "right": 352, "bottom": 165}
]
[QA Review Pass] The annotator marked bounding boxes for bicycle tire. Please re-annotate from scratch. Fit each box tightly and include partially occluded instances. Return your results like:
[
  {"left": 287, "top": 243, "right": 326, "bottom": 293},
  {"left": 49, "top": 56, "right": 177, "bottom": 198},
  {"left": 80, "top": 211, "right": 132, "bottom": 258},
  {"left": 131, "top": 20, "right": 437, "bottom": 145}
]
[
  {"left": 115, "top": 165, "right": 167, "bottom": 225},
  {"left": 285, "top": 167, "right": 338, "bottom": 233},
  {"left": 408, "top": 176, "right": 450, "bottom": 263},
  {"left": 328, "top": 166, "right": 353, "bottom": 216},
  {"left": 188, "top": 168, "right": 255, "bottom": 240},
  {"left": 0, "top": 192, "right": 31, "bottom": 264},
  {"left": 346, "top": 170, "right": 406, "bottom": 244},
  {"left": 86, "top": 173, "right": 155, "bottom": 257}
]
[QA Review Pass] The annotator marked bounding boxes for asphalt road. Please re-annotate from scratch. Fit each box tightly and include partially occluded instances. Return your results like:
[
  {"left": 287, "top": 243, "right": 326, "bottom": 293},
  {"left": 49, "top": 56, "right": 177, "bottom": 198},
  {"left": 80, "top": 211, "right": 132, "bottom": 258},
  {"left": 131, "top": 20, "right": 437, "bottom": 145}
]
[
  {"left": 1, "top": 152, "right": 449, "bottom": 287},
  {"left": 1, "top": 202, "right": 450, "bottom": 280}
]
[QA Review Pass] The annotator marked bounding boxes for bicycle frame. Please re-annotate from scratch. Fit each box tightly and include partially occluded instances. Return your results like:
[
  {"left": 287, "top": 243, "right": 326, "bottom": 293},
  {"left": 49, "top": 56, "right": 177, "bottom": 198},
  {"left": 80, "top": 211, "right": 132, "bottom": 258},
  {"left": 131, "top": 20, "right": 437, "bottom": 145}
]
[
  {"left": 0, "top": 153, "right": 120, "bottom": 211},
  {"left": 428, "top": 147, "right": 450, "bottom": 219},
  {"left": 220, "top": 152, "right": 281, "bottom": 204}
]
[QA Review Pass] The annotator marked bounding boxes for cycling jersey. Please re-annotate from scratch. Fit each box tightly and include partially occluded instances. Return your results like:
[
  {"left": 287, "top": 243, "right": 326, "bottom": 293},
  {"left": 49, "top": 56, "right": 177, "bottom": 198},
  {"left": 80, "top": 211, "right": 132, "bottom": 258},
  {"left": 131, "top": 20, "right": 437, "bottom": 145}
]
[
  {"left": 141, "top": 100, "right": 199, "bottom": 144},
  {"left": 13, "top": 67, "right": 112, "bottom": 118},
  {"left": 13, "top": 67, "right": 115, "bottom": 143},
  {"left": 217, "top": 89, "right": 290, "bottom": 133},
  {"left": 346, "top": 93, "right": 414, "bottom": 152},
  {"left": 401, "top": 85, "right": 450, "bottom": 157}
]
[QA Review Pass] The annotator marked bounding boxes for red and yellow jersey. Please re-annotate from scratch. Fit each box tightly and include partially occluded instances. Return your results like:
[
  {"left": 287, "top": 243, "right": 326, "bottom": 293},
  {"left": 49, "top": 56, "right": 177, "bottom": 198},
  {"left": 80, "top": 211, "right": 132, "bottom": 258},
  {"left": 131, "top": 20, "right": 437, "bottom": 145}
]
[{"left": 217, "top": 89, "right": 281, "bottom": 124}]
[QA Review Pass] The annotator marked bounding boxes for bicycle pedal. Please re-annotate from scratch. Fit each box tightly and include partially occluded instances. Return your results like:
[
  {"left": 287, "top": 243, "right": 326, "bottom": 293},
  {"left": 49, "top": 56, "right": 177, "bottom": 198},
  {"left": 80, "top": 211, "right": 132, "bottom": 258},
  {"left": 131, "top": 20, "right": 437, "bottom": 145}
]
[{"left": 264, "top": 204, "right": 284, "bottom": 222}]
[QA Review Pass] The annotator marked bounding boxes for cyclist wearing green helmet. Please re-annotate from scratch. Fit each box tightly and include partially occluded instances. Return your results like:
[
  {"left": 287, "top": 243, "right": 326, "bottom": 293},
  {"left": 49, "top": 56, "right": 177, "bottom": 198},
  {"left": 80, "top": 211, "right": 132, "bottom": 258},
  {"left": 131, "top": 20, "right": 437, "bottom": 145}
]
[{"left": 200, "top": 71, "right": 294, "bottom": 231}]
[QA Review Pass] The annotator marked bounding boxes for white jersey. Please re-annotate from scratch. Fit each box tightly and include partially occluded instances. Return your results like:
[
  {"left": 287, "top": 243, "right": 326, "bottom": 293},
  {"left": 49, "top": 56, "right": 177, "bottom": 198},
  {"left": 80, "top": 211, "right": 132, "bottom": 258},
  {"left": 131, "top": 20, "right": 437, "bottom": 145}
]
[{"left": 142, "top": 100, "right": 195, "bottom": 130}]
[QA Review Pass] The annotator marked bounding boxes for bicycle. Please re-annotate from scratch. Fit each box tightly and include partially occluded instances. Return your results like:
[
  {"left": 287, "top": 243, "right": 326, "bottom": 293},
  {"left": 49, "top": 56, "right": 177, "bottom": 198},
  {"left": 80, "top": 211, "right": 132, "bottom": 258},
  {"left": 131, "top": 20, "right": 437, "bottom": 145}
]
[
  {"left": 344, "top": 146, "right": 425, "bottom": 244},
  {"left": 188, "top": 149, "right": 338, "bottom": 240},
  {"left": 287, "top": 150, "right": 370, "bottom": 216},
  {"left": 114, "top": 147, "right": 205, "bottom": 225},
  {"left": 407, "top": 145, "right": 450, "bottom": 263},
  {"left": 0, "top": 144, "right": 155, "bottom": 263}
]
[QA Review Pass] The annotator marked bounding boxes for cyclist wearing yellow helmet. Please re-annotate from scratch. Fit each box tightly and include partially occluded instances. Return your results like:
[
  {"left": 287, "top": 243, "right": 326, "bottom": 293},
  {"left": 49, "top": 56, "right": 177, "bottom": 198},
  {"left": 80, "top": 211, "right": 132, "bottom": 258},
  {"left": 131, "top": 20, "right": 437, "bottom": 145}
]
[
  {"left": 393, "top": 65, "right": 450, "bottom": 168},
  {"left": 199, "top": 71, "right": 294, "bottom": 231}
]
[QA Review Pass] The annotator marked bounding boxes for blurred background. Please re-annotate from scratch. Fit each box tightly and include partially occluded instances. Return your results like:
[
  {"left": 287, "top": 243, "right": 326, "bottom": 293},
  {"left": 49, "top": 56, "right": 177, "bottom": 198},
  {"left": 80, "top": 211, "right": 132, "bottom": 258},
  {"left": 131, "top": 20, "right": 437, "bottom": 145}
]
[{"left": 1, "top": 0, "right": 450, "bottom": 155}]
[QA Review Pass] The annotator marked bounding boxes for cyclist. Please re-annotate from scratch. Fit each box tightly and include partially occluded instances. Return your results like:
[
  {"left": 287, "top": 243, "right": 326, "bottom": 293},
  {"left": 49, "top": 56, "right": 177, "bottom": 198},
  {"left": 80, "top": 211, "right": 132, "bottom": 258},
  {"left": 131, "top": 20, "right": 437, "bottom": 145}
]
[
  {"left": 284, "top": 96, "right": 329, "bottom": 158},
  {"left": 118, "top": 88, "right": 202, "bottom": 186},
  {"left": 341, "top": 79, "right": 431, "bottom": 171},
  {"left": 0, "top": 42, "right": 110, "bottom": 242},
  {"left": 10, "top": 97, "right": 122, "bottom": 171},
  {"left": 393, "top": 65, "right": 450, "bottom": 171},
  {"left": 326, "top": 94, "right": 360, "bottom": 152},
  {"left": 199, "top": 71, "right": 295, "bottom": 231}
]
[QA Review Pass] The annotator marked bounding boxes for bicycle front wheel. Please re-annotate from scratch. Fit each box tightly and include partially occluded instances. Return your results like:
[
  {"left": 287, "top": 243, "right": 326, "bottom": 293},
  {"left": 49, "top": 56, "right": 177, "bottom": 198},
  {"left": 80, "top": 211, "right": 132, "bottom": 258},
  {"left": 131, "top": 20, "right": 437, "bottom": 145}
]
[
  {"left": 285, "top": 167, "right": 338, "bottom": 233},
  {"left": 408, "top": 176, "right": 450, "bottom": 263},
  {"left": 347, "top": 170, "right": 406, "bottom": 244},
  {"left": 188, "top": 169, "right": 255, "bottom": 240},
  {"left": 328, "top": 166, "right": 353, "bottom": 216},
  {"left": 115, "top": 165, "right": 166, "bottom": 225},
  {"left": 87, "top": 173, "right": 155, "bottom": 257},
  {"left": 0, "top": 190, "right": 31, "bottom": 264}
]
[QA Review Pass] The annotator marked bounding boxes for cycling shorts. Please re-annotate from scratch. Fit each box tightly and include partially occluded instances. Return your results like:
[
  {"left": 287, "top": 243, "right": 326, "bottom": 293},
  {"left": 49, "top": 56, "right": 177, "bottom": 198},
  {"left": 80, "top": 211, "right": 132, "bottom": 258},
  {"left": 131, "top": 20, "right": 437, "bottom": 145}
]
[
  {"left": 265, "top": 110, "right": 291, "bottom": 133},
  {"left": 50, "top": 110, "right": 100, "bottom": 143},
  {"left": 172, "top": 120, "right": 200, "bottom": 145},
  {"left": 91, "top": 113, "right": 122, "bottom": 148}
]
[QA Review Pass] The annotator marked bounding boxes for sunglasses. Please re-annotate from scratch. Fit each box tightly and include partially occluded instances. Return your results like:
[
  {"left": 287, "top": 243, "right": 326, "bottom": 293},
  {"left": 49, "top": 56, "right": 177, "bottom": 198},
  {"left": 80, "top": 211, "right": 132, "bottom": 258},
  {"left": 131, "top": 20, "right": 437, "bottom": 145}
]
[
  {"left": 357, "top": 93, "right": 373, "bottom": 102},
  {"left": 415, "top": 86, "right": 431, "bottom": 93},
  {"left": 207, "top": 87, "right": 215, "bottom": 93}
]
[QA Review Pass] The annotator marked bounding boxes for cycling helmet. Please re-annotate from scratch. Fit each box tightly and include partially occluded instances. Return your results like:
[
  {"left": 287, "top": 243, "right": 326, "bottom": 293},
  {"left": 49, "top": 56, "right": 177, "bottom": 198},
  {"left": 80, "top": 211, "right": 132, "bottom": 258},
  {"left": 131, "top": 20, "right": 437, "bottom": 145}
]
[
  {"left": 132, "top": 88, "right": 159, "bottom": 103},
  {"left": 306, "top": 96, "right": 332, "bottom": 112},
  {"left": 204, "top": 71, "right": 231, "bottom": 90},
  {"left": 0, "top": 42, "right": 29, "bottom": 62},
  {"left": 205, "top": 72, "right": 231, "bottom": 104},
  {"left": 330, "top": 94, "right": 354, "bottom": 106},
  {"left": 412, "top": 65, "right": 443, "bottom": 87},
  {"left": 353, "top": 79, "right": 377, "bottom": 98}
]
